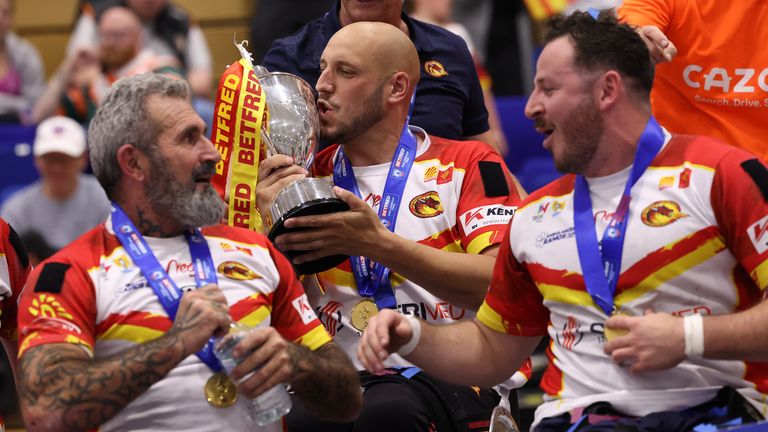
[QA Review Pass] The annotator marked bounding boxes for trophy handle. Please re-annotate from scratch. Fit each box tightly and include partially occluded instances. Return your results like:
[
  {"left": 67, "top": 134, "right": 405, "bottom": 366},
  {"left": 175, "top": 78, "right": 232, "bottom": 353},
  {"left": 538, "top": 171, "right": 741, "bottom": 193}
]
[{"left": 489, "top": 406, "right": 521, "bottom": 432}]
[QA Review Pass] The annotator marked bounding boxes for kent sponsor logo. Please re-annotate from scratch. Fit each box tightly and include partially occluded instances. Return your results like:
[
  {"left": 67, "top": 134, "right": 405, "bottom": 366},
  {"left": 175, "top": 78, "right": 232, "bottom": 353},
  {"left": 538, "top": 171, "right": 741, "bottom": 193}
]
[
  {"left": 292, "top": 294, "right": 316, "bottom": 325},
  {"left": 535, "top": 227, "right": 575, "bottom": 248},
  {"left": 748, "top": 215, "right": 768, "bottom": 254},
  {"left": 461, "top": 205, "right": 516, "bottom": 235}
]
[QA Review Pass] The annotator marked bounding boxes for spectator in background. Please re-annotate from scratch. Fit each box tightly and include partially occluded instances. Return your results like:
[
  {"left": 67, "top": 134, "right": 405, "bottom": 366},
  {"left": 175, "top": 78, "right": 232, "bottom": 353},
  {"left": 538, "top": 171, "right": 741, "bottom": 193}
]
[
  {"left": 406, "top": 0, "right": 508, "bottom": 155},
  {"left": 33, "top": 6, "right": 181, "bottom": 123},
  {"left": 0, "top": 116, "right": 110, "bottom": 251},
  {"left": 0, "top": 217, "right": 30, "bottom": 429},
  {"left": 68, "top": 0, "right": 212, "bottom": 98},
  {"left": 249, "top": 0, "right": 335, "bottom": 65},
  {"left": 0, "top": 0, "right": 45, "bottom": 124},
  {"left": 261, "top": 0, "right": 502, "bottom": 154},
  {"left": 619, "top": 0, "right": 768, "bottom": 160}
]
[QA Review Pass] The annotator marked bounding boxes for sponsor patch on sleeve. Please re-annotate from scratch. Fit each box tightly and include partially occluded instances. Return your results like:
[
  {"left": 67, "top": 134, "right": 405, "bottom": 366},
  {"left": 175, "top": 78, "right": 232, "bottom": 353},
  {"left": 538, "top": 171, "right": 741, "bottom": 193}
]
[
  {"left": 741, "top": 159, "right": 768, "bottom": 202},
  {"left": 34, "top": 262, "right": 71, "bottom": 293},
  {"left": 748, "top": 214, "right": 768, "bottom": 254},
  {"left": 460, "top": 205, "right": 517, "bottom": 236},
  {"left": 292, "top": 294, "right": 317, "bottom": 325},
  {"left": 478, "top": 161, "right": 510, "bottom": 197}
]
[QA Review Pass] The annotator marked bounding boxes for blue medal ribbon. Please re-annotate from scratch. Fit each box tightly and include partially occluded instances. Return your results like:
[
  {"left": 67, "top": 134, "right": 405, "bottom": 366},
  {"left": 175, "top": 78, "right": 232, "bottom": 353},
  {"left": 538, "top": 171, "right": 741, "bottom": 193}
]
[
  {"left": 573, "top": 117, "right": 665, "bottom": 316},
  {"left": 111, "top": 203, "right": 223, "bottom": 372},
  {"left": 333, "top": 124, "right": 417, "bottom": 309}
]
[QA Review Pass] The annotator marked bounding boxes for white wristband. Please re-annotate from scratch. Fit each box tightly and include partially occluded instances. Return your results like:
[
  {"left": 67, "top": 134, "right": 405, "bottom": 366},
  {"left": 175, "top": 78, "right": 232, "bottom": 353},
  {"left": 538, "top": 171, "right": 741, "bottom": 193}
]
[
  {"left": 683, "top": 314, "right": 705, "bottom": 358},
  {"left": 397, "top": 314, "right": 422, "bottom": 356}
]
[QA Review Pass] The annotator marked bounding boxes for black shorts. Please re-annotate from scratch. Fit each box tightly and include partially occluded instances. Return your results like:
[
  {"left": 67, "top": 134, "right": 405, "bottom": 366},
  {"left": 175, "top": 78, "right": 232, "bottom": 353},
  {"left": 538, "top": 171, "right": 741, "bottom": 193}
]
[{"left": 286, "top": 368, "right": 517, "bottom": 432}]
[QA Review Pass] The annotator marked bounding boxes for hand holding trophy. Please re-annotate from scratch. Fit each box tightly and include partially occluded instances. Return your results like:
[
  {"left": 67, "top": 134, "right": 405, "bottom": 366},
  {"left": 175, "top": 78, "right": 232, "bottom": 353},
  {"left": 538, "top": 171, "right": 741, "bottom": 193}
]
[
  {"left": 257, "top": 70, "right": 350, "bottom": 274},
  {"left": 211, "top": 41, "right": 348, "bottom": 275}
]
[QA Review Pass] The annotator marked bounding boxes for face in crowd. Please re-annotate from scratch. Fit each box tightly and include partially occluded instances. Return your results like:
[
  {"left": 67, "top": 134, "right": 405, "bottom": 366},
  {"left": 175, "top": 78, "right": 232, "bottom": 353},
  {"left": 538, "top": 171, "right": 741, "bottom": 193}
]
[
  {"left": 525, "top": 36, "right": 604, "bottom": 175},
  {"left": 98, "top": 7, "right": 143, "bottom": 71},
  {"left": 142, "top": 94, "right": 225, "bottom": 228},
  {"left": 315, "top": 21, "right": 420, "bottom": 145}
]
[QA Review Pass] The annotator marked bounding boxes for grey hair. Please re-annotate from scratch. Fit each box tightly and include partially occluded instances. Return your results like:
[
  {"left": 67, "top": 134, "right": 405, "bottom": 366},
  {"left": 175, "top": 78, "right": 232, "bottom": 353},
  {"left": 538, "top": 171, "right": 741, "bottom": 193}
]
[{"left": 88, "top": 73, "right": 191, "bottom": 198}]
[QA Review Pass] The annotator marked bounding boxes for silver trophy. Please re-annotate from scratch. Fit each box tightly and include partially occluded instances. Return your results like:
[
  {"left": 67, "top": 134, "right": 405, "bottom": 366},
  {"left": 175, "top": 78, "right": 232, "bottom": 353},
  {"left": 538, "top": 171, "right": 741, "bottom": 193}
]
[
  {"left": 257, "top": 71, "right": 349, "bottom": 274},
  {"left": 489, "top": 406, "right": 521, "bottom": 432}
]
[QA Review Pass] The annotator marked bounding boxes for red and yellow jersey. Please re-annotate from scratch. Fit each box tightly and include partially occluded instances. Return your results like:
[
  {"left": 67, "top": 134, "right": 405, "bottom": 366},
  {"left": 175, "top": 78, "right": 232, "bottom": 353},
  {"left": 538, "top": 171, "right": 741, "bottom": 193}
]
[
  {"left": 17, "top": 220, "right": 329, "bottom": 431},
  {"left": 0, "top": 218, "right": 30, "bottom": 341},
  {"left": 619, "top": 0, "right": 768, "bottom": 160},
  {"left": 479, "top": 134, "right": 768, "bottom": 425},
  {"left": 306, "top": 127, "right": 524, "bottom": 372}
]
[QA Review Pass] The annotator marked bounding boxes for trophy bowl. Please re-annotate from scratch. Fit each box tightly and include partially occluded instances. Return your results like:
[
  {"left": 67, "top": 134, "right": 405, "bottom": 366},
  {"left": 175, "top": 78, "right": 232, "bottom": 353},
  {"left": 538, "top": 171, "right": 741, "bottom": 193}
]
[{"left": 258, "top": 72, "right": 349, "bottom": 274}]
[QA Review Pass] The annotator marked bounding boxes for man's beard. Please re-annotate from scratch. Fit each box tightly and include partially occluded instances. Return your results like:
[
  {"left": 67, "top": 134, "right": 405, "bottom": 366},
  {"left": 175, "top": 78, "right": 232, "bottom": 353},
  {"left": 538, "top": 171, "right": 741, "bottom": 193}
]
[
  {"left": 554, "top": 96, "right": 604, "bottom": 174},
  {"left": 144, "top": 153, "right": 225, "bottom": 230},
  {"left": 320, "top": 81, "right": 386, "bottom": 144}
]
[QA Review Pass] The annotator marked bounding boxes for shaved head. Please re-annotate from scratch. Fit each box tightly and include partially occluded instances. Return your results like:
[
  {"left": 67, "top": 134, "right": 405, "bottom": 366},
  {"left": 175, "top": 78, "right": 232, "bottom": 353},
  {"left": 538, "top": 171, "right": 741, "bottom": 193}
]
[
  {"left": 329, "top": 21, "right": 420, "bottom": 94},
  {"left": 317, "top": 21, "right": 421, "bottom": 147}
]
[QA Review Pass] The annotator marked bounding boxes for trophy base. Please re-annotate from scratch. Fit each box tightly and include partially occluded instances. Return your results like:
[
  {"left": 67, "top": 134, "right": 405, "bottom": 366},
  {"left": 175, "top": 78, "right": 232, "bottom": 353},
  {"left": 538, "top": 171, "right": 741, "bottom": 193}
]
[{"left": 268, "top": 197, "right": 350, "bottom": 275}]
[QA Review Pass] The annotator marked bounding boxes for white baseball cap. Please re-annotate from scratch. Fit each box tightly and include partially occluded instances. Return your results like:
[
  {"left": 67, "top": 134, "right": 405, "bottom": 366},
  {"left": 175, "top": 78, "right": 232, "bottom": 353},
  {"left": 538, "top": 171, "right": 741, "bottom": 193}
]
[{"left": 33, "top": 116, "right": 87, "bottom": 158}]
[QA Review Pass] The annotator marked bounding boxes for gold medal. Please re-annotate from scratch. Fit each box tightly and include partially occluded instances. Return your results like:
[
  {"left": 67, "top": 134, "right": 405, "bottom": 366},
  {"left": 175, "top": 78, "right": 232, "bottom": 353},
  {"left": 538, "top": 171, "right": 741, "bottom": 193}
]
[
  {"left": 205, "top": 372, "right": 238, "bottom": 408},
  {"left": 604, "top": 309, "right": 630, "bottom": 342},
  {"left": 350, "top": 299, "right": 379, "bottom": 331}
]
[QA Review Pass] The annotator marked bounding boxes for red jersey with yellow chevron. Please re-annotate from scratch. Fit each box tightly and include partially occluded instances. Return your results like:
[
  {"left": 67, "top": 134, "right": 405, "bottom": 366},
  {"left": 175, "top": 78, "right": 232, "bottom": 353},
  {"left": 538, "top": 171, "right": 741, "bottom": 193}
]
[
  {"left": 306, "top": 127, "right": 523, "bottom": 371},
  {"left": 17, "top": 219, "right": 330, "bottom": 432},
  {"left": 478, "top": 134, "right": 768, "bottom": 427}
]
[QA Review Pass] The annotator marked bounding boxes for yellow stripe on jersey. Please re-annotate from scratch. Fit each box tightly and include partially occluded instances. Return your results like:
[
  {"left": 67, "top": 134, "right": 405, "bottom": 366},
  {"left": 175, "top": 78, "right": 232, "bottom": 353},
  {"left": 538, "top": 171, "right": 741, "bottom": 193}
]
[
  {"left": 615, "top": 236, "right": 726, "bottom": 306},
  {"left": 239, "top": 305, "right": 272, "bottom": 328},
  {"left": 100, "top": 323, "right": 164, "bottom": 344},
  {"left": 477, "top": 300, "right": 508, "bottom": 334},
  {"left": 466, "top": 231, "right": 494, "bottom": 255},
  {"left": 65, "top": 334, "right": 92, "bottom": 349},
  {"left": 647, "top": 162, "right": 715, "bottom": 174},
  {"left": 538, "top": 282, "right": 596, "bottom": 308},
  {"left": 750, "top": 260, "right": 768, "bottom": 291},
  {"left": 295, "top": 325, "right": 332, "bottom": 351},
  {"left": 319, "top": 267, "right": 357, "bottom": 291}
]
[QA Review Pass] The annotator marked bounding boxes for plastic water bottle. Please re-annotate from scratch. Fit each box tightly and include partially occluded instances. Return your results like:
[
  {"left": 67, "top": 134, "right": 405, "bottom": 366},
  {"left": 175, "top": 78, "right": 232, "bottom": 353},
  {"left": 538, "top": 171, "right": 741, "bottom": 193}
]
[{"left": 214, "top": 322, "right": 292, "bottom": 425}]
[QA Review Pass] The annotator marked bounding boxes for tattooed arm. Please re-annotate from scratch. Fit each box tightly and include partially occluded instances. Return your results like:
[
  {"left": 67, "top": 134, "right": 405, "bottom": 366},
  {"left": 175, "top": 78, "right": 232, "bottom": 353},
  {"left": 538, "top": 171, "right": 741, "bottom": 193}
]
[
  {"left": 228, "top": 331, "right": 363, "bottom": 423},
  {"left": 18, "top": 284, "right": 232, "bottom": 432}
]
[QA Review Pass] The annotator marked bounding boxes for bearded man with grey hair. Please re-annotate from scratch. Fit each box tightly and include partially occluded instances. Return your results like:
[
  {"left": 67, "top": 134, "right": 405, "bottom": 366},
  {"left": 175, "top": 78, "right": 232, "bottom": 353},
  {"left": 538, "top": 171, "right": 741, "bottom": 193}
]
[{"left": 14, "top": 73, "right": 361, "bottom": 432}]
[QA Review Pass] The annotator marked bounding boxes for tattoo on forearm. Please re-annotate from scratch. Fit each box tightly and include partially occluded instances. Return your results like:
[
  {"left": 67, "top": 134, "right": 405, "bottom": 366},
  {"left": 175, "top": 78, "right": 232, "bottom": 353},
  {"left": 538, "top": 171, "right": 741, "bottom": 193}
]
[
  {"left": 19, "top": 329, "right": 187, "bottom": 430},
  {"left": 288, "top": 342, "right": 360, "bottom": 420}
]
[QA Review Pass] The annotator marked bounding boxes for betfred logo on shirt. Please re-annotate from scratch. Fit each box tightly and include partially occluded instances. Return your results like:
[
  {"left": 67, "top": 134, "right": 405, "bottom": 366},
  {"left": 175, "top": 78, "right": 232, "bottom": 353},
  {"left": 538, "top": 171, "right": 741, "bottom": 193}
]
[
  {"left": 461, "top": 205, "right": 516, "bottom": 235},
  {"left": 748, "top": 215, "right": 768, "bottom": 254}
]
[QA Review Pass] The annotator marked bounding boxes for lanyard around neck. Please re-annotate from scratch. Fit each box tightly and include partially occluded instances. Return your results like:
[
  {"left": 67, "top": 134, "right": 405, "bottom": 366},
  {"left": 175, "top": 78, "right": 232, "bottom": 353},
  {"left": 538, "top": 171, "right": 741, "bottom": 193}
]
[
  {"left": 572, "top": 118, "right": 665, "bottom": 316},
  {"left": 332, "top": 124, "right": 418, "bottom": 309},
  {"left": 111, "top": 203, "right": 223, "bottom": 371}
]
